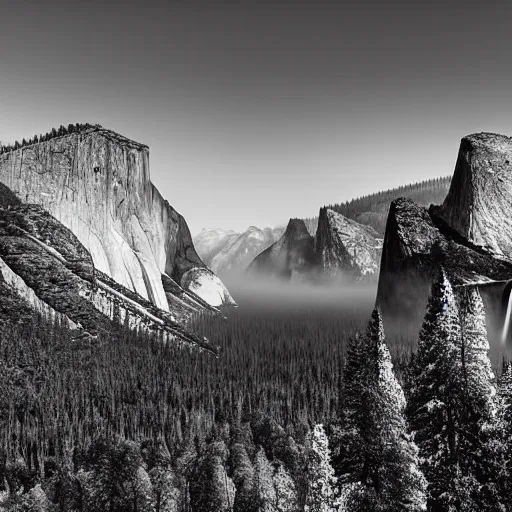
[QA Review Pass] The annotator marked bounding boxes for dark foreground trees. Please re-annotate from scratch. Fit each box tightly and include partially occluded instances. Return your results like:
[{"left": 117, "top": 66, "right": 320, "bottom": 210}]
[{"left": 0, "top": 277, "right": 511, "bottom": 511}]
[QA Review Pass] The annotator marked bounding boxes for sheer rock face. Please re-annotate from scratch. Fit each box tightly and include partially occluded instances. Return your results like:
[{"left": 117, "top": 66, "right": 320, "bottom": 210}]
[
  {"left": 437, "top": 133, "right": 512, "bottom": 258},
  {"left": 247, "top": 219, "right": 318, "bottom": 281},
  {"left": 376, "top": 197, "right": 512, "bottom": 336},
  {"left": 0, "top": 204, "right": 217, "bottom": 352},
  {"left": 0, "top": 127, "right": 235, "bottom": 310},
  {"left": 315, "top": 208, "right": 382, "bottom": 279},
  {"left": 377, "top": 133, "right": 512, "bottom": 336}
]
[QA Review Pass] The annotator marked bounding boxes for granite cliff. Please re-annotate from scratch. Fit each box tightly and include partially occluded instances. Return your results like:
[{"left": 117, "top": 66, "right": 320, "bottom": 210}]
[
  {"left": 0, "top": 195, "right": 217, "bottom": 351},
  {"left": 436, "top": 133, "right": 512, "bottom": 257},
  {"left": 0, "top": 125, "right": 235, "bottom": 312},
  {"left": 377, "top": 133, "right": 512, "bottom": 339},
  {"left": 315, "top": 207, "right": 381, "bottom": 279}
]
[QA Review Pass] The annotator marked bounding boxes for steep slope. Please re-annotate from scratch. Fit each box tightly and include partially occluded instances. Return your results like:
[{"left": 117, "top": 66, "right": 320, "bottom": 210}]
[
  {"left": 436, "top": 133, "right": 512, "bottom": 258},
  {"left": 315, "top": 207, "right": 382, "bottom": 279},
  {"left": 0, "top": 200, "right": 217, "bottom": 352},
  {"left": 0, "top": 125, "right": 235, "bottom": 310},
  {"left": 377, "top": 133, "right": 512, "bottom": 338},
  {"left": 247, "top": 219, "right": 317, "bottom": 281}
]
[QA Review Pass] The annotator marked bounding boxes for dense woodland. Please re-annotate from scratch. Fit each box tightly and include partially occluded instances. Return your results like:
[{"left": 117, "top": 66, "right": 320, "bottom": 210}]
[{"left": 0, "top": 276, "right": 511, "bottom": 511}]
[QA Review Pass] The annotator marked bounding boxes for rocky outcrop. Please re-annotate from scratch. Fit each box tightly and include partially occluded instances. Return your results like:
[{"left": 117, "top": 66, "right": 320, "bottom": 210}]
[
  {"left": 246, "top": 210, "right": 383, "bottom": 283},
  {"left": 197, "top": 225, "right": 285, "bottom": 276},
  {"left": 315, "top": 208, "right": 382, "bottom": 279},
  {"left": 377, "top": 134, "right": 512, "bottom": 337},
  {"left": 436, "top": 133, "right": 512, "bottom": 258},
  {"left": 0, "top": 203, "right": 217, "bottom": 352},
  {"left": 247, "top": 219, "right": 317, "bottom": 281},
  {"left": 0, "top": 126, "right": 235, "bottom": 311}
]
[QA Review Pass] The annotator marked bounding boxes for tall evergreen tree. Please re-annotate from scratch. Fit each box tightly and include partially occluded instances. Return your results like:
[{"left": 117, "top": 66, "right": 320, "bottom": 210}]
[
  {"left": 458, "top": 287, "right": 503, "bottom": 510},
  {"left": 340, "top": 309, "right": 427, "bottom": 511},
  {"left": 273, "top": 461, "right": 298, "bottom": 512},
  {"left": 304, "top": 424, "right": 337, "bottom": 512},
  {"left": 231, "top": 441, "right": 257, "bottom": 512},
  {"left": 408, "top": 272, "right": 503, "bottom": 511},
  {"left": 408, "top": 271, "right": 465, "bottom": 510},
  {"left": 253, "top": 447, "right": 276, "bottom": 512},
  {"left": 497, "top": 362, "right": 512, "bottom": 509},
  {"left": 336, "top": 332, "right": 366, "bottom": 480},
  {"left": 189, "top": 440, "right": 235, "bottom": 512}
]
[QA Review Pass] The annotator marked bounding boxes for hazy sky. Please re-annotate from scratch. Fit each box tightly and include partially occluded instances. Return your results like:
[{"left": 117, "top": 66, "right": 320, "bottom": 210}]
[{"left": 1, "top": 0, "right": 511, "bottom": 234}]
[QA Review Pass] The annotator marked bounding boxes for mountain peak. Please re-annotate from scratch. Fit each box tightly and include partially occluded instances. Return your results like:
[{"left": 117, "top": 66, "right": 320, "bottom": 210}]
[
  {"left": 284, "top": 218, "right": 311, "bottom": 240},
  {"left": 437, "top": 131, "right": 512, "bottom": 258},
  {"left": 462, "top": 132, "right": 512, "bottom": 152}
]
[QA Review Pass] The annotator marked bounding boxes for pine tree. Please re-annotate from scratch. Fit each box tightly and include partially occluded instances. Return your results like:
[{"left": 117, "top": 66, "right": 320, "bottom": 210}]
[
  {"left": 304, "top": 424, "right": 337, "bottom": 512},
  {"left": 336, "top": 332, "right": 367, "bottom": 480},
  {"left": 273, "top": 461, "right": 298, "bottom": 512},
  {"left": 339, "top": 309, "right": 427, "bottom": 511},
  {"left": 148, "top": 465, "right": 179, "bottom": 512},
  {"left": 231, "top": 441, "right": 257, "bottom": 512},
  {"left": 458, "top": 287, "right": 503, "bottom": 510},
  {"left": 190, "top": 440, "right": 235, "bottom": 512},
  {"left": 497, "top": 362, "right": 512, "bottom": 508},
  {"left": 20, "top": 483, "right": 51, "bottom": 511},
  {"left": 254, "top": 447, "right": 277, "bottom": 512},
  {"left": 408, "top": 272, "right": 473, "bottom": 510}
]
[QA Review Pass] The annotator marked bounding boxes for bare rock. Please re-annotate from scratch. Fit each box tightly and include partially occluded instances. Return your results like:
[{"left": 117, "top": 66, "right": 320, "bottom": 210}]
[
  {"left": 437, "top": 133, "right": 512, "bottom": 258},
  {"left": 315, "top": 207, "right": 382, "bottom": 279},
  {"left": 0, "top": 126, "right": 235, "bottom": 310}
]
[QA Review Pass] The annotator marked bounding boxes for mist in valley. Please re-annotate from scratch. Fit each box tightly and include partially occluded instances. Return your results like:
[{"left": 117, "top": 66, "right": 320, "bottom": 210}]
[{"left": 222, "top": 273, "right": 377, "bottom": 313}]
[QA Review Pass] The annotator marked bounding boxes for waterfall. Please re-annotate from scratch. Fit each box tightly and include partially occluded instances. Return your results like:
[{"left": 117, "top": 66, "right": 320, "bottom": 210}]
[{"left": 502, "top": 286, "right": 512, "bottom": 344}]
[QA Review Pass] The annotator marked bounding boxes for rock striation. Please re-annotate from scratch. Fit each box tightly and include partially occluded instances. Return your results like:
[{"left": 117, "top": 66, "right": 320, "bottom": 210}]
[
  {"left": 0, "top": 202, "right": 217, "bottom": 352},
  {"left": 377, "top": 133, "right": 512, "bottom": 338},
  {"left": 0, "top": 125, "right": 236, "bottom": 311},
  {"left": 315, "top": 207, "right": 382, "bottom": 279},
  {"left": 436, "top": 133, "right": 512, "bottom": 258}
]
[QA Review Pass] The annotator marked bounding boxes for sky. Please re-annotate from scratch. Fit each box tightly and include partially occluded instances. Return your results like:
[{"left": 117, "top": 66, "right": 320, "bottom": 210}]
[{"left": 1, "top": 0, "right": 511, "bottom": 235}]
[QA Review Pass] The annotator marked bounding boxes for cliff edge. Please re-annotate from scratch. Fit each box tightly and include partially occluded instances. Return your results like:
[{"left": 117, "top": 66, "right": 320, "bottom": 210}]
[{"left": 0, "top": 125, "right": 236, "bottom": 312}]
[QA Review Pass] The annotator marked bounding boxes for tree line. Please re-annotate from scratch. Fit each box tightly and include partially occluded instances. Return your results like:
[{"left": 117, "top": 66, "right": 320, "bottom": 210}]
[
  {"left": 301, "top": 177, "right": 452, "bottom": 236},
  {"left": 0, "top": 124, "right": 100, "bottom": 155}
]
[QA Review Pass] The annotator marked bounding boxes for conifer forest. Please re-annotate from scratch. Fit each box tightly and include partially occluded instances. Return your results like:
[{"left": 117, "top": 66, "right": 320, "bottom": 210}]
[
  {"left": 2, "top": 3, "right": 511, "bottom": 511},
  {"left": 0, "top": 275, "right": 511, "bottom": 511}
]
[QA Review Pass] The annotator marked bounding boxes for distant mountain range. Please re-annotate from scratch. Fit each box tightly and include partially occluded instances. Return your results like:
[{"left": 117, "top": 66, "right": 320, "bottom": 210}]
[
  {"left": 195, "top": 177, "right": 451, "bottom": 278},
  {"left": 194, "top": 225, "right": 285, "bottom": 276}
]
